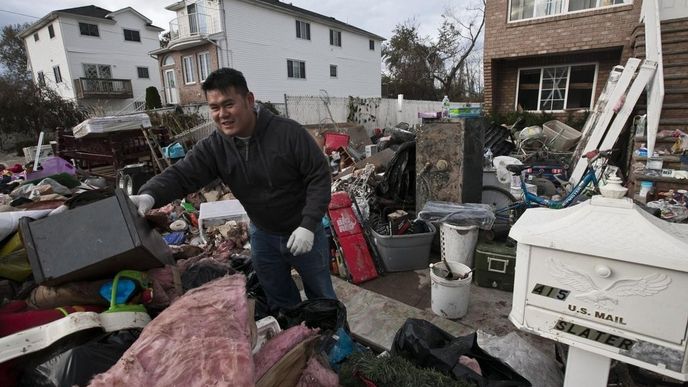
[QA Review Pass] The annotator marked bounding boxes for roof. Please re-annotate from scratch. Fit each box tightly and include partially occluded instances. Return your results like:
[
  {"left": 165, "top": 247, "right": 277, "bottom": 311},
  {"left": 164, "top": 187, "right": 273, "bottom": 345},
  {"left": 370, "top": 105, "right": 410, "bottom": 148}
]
[
  {"left": 56, "top": 5, "right": 111, "bottom": 19},
  {"left": 251, "top": 0, "right": 385, "bottom": 41},
  {"left": 19, "top": 5, "right": 163, "bottom": 38},
  {"left": 106, "top": 7, "right": 164, "bottom": 31}
]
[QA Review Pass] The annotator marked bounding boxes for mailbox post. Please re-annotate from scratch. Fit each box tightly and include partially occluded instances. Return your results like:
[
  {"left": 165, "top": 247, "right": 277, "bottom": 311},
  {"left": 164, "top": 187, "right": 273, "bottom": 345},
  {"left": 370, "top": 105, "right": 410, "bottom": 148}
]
[{"left": 509, "top": 192, "right": 688, "bottom": 386}]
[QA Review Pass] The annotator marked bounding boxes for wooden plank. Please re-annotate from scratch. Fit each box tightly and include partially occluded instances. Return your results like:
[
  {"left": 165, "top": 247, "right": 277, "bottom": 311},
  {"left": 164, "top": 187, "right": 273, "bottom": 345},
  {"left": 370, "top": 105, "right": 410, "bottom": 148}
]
[
  {"left": 598, "top": 61, "right": 657, "bottom": 153},
  {"left": 570, "top": 59, "right": 641, "bottom": 184}
]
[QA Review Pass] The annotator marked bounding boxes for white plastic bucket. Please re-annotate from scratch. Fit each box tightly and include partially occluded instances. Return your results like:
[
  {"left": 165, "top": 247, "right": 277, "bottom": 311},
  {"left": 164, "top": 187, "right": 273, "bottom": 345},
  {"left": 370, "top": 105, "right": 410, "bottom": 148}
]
[
  {"left": 440, "top": 222, "right": 479, "bottom": 267},
  {"left": 430, "top": 261, "right": 472, "bottom": 319}
]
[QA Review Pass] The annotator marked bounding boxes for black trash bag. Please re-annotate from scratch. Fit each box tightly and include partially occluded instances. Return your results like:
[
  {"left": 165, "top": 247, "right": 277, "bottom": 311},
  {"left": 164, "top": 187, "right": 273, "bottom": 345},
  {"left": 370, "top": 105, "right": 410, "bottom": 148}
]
[
  {"left": 229, "top": 254, "right": 253, "bottom": 273},
  {"left": 230, "top": 254, "right": 270, "bottom": 320},
  {"left": 181, "top": 261, "right": 235, "bottom": 291},
  {"left": 19, "top": 329, "right": 141, "bottom": 387},
  {"left": 278, "top": 298, "right": 349, "bottom": 333},
  {"left": 376, "top": 141, "right": 416, "bottom": 205},
  {"left": 392, "top": 319, "right": 531, "bottom": 387}
]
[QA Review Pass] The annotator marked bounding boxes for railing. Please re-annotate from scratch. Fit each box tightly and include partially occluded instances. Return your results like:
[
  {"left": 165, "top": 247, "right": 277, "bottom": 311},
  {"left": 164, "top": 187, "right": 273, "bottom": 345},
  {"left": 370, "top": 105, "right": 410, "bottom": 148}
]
[
  {"left": 114, "top": 94, "right": 148, "bottom": 115},
  {"left": 74, "top": 78, "right": 133, "bottom": 99},
  {"left": 169, "top": 12, "right": 221, "bottom": 41}
]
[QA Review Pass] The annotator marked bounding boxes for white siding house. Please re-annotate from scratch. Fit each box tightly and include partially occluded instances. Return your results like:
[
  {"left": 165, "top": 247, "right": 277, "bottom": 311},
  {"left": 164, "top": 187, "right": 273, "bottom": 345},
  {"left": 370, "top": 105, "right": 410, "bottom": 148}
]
[
  {"left": 152, "top": 0, "right": 383, "bottom": 105},
  {"left": 21, "top": 6, "right": 164, "bottom": 114}
]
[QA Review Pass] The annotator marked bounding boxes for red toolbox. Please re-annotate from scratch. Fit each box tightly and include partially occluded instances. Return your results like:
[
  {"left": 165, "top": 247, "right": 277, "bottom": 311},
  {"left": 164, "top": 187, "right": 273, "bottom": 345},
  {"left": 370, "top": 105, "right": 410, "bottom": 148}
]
[
  {"left": 328, "top": 192, "right": 362, "bottom": 237},
  {"left": 323, "top": 132, "right": 350, "bottom": 154},
  {"left": 336, "top": 233, "right": 378, "bottom": 284},
  {"left": 328, "top": 191, "right": 377, "bottom": 284}
]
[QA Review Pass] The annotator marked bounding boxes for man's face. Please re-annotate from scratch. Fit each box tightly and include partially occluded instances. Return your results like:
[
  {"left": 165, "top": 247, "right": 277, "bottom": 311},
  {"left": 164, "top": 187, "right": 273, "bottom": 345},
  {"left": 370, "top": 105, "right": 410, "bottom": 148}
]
[{"left": 207, "top": 87, "right": 256, "bottom": 137}]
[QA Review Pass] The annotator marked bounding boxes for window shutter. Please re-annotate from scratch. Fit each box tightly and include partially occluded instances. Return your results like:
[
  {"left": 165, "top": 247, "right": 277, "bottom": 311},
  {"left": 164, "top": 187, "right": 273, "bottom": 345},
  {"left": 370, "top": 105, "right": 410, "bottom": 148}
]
[
  {"left": 306, "top": 23, "right": 310, "bottom": 39},
  {"left": 300, "top": 62, "right": 306, "bottom": 78},
  {"left": 287, "top": 60, "right": 293, "bottom": 78}
]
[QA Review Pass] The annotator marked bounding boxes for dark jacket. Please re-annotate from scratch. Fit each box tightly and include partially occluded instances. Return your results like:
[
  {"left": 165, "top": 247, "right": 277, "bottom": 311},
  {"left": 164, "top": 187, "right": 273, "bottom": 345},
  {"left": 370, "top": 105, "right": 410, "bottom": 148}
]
[{"left": 139, "top": 109, "right": 331, "bottom": 234}]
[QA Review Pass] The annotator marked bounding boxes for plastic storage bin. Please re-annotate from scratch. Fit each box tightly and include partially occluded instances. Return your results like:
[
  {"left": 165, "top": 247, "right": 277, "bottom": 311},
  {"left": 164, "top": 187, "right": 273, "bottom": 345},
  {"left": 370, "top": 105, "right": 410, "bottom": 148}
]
[
  {"left": 371, "top": 222, "right": 436, "bottom": 272},
  {"left": 198, "top": 200, "right": 249, "bottom": 244},
  {"left": 542, "top": 120, "right": 582, "bottom": 151}
]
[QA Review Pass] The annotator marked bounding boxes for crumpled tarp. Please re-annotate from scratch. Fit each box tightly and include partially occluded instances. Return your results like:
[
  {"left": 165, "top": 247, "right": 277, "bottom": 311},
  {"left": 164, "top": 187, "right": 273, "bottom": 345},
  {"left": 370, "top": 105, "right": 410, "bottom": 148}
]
[
  {"left": 89, "top": 275, "right": 253, "bottom": 387},
  {"left": 478, "top": 331, "right": 563, "bottom": 387}
]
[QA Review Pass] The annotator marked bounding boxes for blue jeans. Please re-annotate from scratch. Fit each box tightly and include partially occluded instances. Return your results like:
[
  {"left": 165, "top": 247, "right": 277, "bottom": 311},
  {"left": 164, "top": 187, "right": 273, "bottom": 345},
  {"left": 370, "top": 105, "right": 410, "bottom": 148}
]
[{"left": 249, "top": 224, "right": 337, "bottom": 311}]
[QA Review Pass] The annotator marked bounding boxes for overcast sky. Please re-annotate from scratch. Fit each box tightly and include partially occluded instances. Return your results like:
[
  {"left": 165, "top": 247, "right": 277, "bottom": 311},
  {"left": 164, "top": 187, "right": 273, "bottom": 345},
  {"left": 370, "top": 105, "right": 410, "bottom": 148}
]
[{"left": 0, "top": 0, "right": 474, "bottom": 41}]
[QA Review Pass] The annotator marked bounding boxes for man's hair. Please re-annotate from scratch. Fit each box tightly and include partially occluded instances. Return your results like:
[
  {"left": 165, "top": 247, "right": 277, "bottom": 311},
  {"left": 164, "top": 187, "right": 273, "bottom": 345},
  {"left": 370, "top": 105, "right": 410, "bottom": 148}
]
[{"left": 201, "top": 68, "right": 249, "bottom": 96}]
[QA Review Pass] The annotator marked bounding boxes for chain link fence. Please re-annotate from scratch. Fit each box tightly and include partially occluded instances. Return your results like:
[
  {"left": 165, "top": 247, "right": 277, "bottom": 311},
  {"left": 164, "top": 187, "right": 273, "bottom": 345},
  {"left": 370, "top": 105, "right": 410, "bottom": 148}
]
[{"left": 284, "top": 94, "right": 469, "bottom": 134}]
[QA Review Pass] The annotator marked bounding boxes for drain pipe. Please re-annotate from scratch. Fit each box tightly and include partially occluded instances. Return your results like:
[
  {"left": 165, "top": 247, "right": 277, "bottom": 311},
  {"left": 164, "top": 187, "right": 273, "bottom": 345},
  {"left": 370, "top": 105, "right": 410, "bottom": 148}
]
[{"left": 218, "top": 0, "right": 232, "bottom": 67}]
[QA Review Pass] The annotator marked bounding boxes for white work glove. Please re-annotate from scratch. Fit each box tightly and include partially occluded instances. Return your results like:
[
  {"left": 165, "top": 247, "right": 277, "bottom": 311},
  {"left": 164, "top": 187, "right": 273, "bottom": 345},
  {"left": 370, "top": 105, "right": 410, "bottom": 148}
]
[
  {"left": 129, "top": 194, "right": 155, "bottom": 216},
  {"left": 287, "top": 227, "right": 314, "bottom": 256}
]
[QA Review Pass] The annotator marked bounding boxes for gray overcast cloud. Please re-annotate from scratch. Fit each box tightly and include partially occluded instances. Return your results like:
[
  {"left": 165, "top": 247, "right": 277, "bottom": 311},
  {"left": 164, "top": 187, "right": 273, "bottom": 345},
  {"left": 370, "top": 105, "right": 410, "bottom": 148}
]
[{"left": 0, "top": 0, "right": 473, "bottom": 41}]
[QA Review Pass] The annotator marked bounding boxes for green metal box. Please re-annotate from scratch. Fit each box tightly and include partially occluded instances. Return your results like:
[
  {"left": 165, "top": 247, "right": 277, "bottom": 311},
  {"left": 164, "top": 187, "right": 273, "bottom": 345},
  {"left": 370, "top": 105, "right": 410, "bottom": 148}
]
[{"left": 473, "top": 240, "right": 516, "bottom": 292}]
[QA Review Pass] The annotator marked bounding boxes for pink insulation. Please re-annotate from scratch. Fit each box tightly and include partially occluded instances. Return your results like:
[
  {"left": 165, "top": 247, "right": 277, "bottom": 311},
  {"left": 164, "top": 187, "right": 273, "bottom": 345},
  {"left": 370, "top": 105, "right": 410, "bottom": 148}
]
[
  {"left": 459, "top": 355, "right": 482, "bottom": 376},
  {"left": 253, "top": 323, "right": 319, "bottom": 381},
  {"left": 296, "top": 356, "right": 339, "bottom": 387},
  {"left": 89, "top": 275, "right": 254, "bottom": 387}
]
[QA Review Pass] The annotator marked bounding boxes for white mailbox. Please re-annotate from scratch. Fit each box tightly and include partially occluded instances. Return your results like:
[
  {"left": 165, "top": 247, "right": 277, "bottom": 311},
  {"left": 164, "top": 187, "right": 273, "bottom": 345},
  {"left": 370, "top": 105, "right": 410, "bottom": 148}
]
[{"left": 509, "top": 195, "right": 688, "bottom": 386}]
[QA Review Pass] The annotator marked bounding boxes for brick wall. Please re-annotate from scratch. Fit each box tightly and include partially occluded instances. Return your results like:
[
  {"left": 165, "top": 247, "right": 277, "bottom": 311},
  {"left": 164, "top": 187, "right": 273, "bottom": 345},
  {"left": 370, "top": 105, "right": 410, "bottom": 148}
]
[
  {"left": 158, "top": 43, "right": 220, "bottom": 105},
  {"left": 484, "top": 0, "right": 643, "bottom": 114}
]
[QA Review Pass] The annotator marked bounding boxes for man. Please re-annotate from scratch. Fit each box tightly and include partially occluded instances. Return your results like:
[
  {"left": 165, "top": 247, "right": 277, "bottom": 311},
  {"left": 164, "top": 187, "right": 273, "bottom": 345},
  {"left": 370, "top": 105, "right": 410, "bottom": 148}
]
[{"left": 130, "top": 68, "right": 336, "bottom": 311}]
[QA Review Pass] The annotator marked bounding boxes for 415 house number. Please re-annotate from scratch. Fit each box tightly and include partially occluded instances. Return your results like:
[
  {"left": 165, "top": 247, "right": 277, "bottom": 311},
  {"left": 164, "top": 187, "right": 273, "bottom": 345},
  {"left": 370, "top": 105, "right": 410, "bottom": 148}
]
[{"left": 567, "top": 304, "right": 627, "bottom": 325}]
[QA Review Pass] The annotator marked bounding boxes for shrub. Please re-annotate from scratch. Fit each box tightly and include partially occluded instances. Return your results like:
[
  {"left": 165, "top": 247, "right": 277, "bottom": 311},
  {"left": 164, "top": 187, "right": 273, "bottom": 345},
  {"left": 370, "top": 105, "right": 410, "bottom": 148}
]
[{"left": 145, "top": 86, "right": 162, "bottom": 110}]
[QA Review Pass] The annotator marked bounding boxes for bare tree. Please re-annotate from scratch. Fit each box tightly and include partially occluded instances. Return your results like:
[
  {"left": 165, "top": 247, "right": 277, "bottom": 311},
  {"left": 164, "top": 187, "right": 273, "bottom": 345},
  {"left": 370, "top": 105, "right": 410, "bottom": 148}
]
[{"left": 426, "top": 0, "right": 485, "bottom": 100}]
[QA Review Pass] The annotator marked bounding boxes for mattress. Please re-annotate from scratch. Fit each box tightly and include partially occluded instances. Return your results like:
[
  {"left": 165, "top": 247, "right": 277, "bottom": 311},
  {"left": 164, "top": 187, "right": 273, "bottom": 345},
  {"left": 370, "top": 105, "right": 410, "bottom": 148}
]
[{"left": 72, "top": 113, "right": 152, "bottom": 138}]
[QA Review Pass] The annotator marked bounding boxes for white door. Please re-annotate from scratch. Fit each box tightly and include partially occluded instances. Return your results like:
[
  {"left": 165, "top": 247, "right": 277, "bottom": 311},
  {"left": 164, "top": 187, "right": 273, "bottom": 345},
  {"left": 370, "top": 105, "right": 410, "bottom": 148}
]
[
  {"left": 164, "top": 69, "right": 178, "bottom": 105},
  {"left": 660, "top": 0, "right": 688, "bottom": 20}
]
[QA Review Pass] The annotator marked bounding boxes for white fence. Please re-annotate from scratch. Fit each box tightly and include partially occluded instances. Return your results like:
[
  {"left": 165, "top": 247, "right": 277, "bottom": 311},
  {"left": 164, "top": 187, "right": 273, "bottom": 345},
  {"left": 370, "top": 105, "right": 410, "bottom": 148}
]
[{"left": 284, "top": 95, "right": 478, "bottom": 133}]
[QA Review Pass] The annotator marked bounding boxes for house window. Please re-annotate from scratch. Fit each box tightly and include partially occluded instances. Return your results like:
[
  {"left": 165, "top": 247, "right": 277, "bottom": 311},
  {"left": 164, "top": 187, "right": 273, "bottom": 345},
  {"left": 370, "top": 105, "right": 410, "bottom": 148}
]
[
  {"left": 37, "top": 71, "right": 45, "bottom": 87},
  {"left": 48, "top": 25, "right": 55, "bottom": 38},
  {"left": 295, "top": 20, "right": 310, "bottom": 40},
  {"left": 33, "top": 33, "right": 39, "bottom": 42},
  {"left": 79, "top": 22, "right": 100, "bottom": 37},
  {"left": 53, "top": 66, "right": 62, "bottom": 83},
  {"left": 137, "top": 67, "right": 150, "bottom": 79},
  {"left": 187, "top": 3, "right": 199, "bottom": 34},
  {"left": 83, "top": 63, "right": 112, "bottom": 79},
  {"left": 198, "top": 52, "right": 211, "bottom": 82},
  {"left": 516, "top": 64, "right": 597, "bottom": 111},
  {"left": 124, "top": 29, "right": 141, "bottom": 42},
  {"left": 182, "top": 56, "right": 196, "bottom": 84},
  {"left": 287, "top": 59, "right": 306, "bottom": 79},
  {"left": 369, "top": 39, "right": 375, "bottom": 50},
  {"left": 330, "top": 65, "right": 337, "bottom": 78},
  {"left": 329, "top": 29, "right": 341, "bottom": 47},
  {"left": 569, "top": 0, "right": 627, "bottom": 11},
  {"left": 163, "top": 55, "right": 175, "bottom": 66},
  {"left": 510, "top": 0, "right": 630, "bottom": 21}
]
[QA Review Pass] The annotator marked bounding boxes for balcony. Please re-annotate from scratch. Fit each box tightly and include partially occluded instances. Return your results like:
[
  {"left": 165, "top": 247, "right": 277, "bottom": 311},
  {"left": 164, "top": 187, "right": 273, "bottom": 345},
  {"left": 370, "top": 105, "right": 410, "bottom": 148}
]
[
  {"left": 74, "top": 78, "right": 133, "bottom": 100},
  {"left": 170, "top": 12, "right": 221, "bottom": 41}
]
